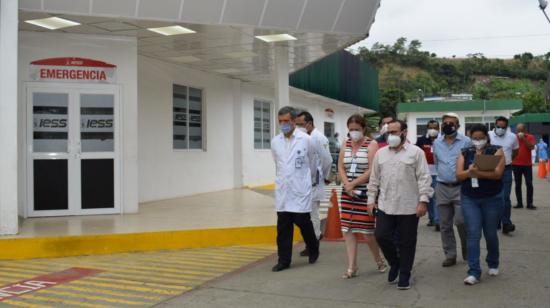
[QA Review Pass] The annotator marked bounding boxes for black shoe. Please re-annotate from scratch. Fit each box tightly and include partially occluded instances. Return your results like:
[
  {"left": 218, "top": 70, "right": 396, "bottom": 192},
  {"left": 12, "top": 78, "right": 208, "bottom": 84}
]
[
  {"left": 299, "top": 248, "right": 309, "bottom": 257},
  {"left": 513, "top": 204, "right": 524, "bottom": 209},
  {"left": 427, "top": 221, "right": 434, "bottom": 227},
  {"left": 502, "top": 224, "right": 516, "bottom": 234},
  {"left": 319, "top": 234, "right": 324, "bottom": 241},
  {"left": 527, "top": 205, "right": 537, "bottom": 210},
  {"left": 442, "top": 258, "right": 457, "bottom": 267},
  {"left": 271, "top": 263, "right": 290, "bottom": 272},
  {"left": 308, "top": 252, "right": 319, "bottom": 264},
  {"left": 434, "top": 224, "right": 440, "bottom": 232},
  {"left": 388, "top": 265, "right": 399, "bottom": 284},
  {"left": 397, "top": 273, "right": 411, "bottom": 290}
]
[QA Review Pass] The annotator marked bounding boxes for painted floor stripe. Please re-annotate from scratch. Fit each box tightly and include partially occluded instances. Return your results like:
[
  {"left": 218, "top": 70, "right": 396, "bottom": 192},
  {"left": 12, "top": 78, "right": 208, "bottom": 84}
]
[
  {"left": 38, "top": 289, "right": 149, "bottom": 305},
  {"left": 0, "top": 245, "right": 276, "bottom": 307},
  {"left": 55, "top": 284, "right": 163, "bottom": 301}
]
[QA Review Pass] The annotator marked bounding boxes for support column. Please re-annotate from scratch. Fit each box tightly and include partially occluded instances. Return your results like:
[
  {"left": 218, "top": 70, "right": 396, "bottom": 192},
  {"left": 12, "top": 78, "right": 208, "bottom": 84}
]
[
  {"left": 232, "top": 80, "right": 244, "bottom": 188},
  {"left": 273, "top": 45, "right": 290, "bottom": 115},
  {"left": 0, "top": 0, "right": 19, "bottom": 235}
]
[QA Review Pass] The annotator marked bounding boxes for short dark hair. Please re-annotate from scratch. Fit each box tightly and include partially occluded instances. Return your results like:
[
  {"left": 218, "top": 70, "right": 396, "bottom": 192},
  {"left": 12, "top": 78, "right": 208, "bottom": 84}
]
[
  {"left": 378, "top": 114, "right": 396, "bottom": 126},
  {"left": 278, "top": 106, "right": 297, "bottom": 119},
  {"left": 427, "top": 120, "right": 439, "bottom": 127},
  {"left": 297, "top": 111, "right": 314, "bottom": 124},
  {"left": 495, "top": 116, "right": 509, "bottom": 126},
  {"left": 389, "top": 119, "right": 407, "bottom": 131},
  {"left": 469, "top": 124, "right": 489, "bottom": 139}
]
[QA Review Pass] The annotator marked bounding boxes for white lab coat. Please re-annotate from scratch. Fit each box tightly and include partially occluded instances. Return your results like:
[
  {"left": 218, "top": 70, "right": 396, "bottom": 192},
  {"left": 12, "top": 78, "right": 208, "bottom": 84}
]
[
  {"left": 310, "top": 129, "right": 333, "bottom": 201},
  {"left": 271, "top": 129, "right": 316, "bottom": 213}
]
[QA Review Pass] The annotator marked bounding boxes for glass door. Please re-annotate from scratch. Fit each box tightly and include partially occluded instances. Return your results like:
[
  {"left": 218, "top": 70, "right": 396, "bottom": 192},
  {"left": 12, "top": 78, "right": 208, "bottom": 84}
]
[{"left": 27, "top": 84, "right": 120, "bottom": 217}]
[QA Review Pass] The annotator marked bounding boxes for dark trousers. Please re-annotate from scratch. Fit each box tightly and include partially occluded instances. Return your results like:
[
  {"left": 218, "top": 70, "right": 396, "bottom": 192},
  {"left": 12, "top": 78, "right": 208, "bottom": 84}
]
[
  {"left": 513, "top": 165, "right": 533, "bottom": 206},
  {"left": 375, "top": 210, "right": 419, "bottom": 276},
  {"left": 277, "top": 211, "right": 319, "bottom": 266}
]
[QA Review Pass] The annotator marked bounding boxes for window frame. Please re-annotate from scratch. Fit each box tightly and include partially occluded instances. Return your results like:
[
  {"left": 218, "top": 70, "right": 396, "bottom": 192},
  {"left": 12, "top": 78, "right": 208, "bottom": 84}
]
[
  {"left": 253, "top": 98, "right": 272, "bottom": 151},
  {"left": 172, "top": 84, "right": 206, "bottom": 152}
]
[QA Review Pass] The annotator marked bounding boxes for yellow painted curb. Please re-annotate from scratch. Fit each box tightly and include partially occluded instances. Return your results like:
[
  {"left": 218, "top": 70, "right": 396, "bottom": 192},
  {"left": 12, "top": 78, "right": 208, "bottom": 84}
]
[
  {"left": 0, "top": 225, "right": 303, "bottom": 260},
  {"left": 246, "top": 183, "right": 275, "bottom": 190}
]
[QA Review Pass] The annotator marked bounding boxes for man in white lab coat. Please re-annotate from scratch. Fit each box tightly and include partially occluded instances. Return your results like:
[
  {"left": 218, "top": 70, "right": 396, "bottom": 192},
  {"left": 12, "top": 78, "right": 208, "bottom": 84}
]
[
  {"left": 271, "top": 106, "right": 320, "bottom": 272},
  {"left": 295, "top": 111, "right": 333, "bottom": 257}
]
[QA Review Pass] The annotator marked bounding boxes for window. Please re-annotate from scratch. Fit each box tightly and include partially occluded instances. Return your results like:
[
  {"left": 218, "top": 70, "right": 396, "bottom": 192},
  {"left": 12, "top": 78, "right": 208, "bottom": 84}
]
[
  {"left": 173, "top": 84, "right": 203, "bottom": 150},
  {"left": 254, "top": 99, "right": 271, "bottom": 149}
]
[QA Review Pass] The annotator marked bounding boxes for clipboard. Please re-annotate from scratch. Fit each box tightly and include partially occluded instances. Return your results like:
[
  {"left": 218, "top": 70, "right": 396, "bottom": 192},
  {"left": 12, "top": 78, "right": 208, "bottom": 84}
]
[{"left": 473, "top": 154, "right": 502, "bottom": 171}]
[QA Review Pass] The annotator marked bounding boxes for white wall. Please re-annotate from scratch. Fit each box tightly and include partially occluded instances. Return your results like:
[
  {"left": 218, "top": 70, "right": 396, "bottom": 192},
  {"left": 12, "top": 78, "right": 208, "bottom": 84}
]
[
  {"left": 18, "top": 31, "right": 138, "bottom": 215},
  {"left": 138, "top": 56, "right": 237, "bottom": 202},
  {"left": 0, "top": 0, "right": 19, "bottom": 234}
]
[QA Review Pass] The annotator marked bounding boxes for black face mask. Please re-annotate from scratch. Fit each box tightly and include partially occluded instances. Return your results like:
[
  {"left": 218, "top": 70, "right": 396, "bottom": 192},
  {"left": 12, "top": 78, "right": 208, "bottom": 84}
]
[{"left": 442, "top": 123, "right": 457, "bottom": 136}]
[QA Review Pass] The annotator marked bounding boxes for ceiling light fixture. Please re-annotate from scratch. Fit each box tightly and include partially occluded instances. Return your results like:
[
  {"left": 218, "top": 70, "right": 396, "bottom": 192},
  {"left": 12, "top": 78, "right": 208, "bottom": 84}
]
[
  {"left": 147, "top": 25, "right": 196, "bottom": 36},
  {"left": 25, "top": 17, "right": 80, "bottom": 30},
  {"left": 255, "top": 34, "right": 297, "bottom": 43}
]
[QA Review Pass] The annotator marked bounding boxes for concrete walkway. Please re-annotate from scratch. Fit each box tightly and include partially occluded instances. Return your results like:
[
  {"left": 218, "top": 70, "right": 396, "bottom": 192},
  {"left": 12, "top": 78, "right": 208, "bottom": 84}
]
[{"left": 158, "top": 173, "right": 550, "bottom": 308}]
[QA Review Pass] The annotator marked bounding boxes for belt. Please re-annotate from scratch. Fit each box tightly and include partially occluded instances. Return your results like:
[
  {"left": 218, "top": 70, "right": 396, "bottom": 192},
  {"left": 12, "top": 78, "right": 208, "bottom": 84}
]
[
  {"left": 505, "top": 164, "right": 512, "bottom": 169},
  {"left": 438, "top": 182, "right": 461, "bottom": 187}
]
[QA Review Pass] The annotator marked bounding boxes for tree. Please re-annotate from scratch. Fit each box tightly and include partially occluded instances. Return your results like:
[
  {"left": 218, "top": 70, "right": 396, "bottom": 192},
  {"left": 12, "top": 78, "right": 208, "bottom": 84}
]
[
  {"left": 379, "top": 87, "right": 406, "bottom": 116},
  {"left": 521, "top": 90, "right": 547, "bottom": 113},
  {"left": 407, "top": 40, "right": 422, "bottom": 55},
  {"left": 392, "top": 37, "right": 407, "bottom": 55}
]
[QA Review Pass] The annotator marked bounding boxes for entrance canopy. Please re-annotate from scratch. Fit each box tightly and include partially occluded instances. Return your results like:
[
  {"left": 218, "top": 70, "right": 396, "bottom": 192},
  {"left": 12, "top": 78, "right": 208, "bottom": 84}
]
[{"left": 19, "top": 0, "right": 380, "bottom": 84}]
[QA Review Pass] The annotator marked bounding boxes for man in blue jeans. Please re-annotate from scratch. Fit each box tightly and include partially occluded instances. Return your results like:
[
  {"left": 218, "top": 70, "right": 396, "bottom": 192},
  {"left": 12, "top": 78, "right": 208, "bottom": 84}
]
[{"left": 488, "top": 116, "right": 518, "bottom": 234}]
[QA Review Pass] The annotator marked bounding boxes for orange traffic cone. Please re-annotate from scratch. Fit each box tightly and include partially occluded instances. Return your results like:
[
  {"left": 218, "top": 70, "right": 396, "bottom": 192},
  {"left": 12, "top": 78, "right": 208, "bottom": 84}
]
[
  {"left": 546, "top": 160, "right": 550, "bottom": 173},
  {"left": 323, "top": 189, "right": 343, "bottom": 241},
  {"left": 538, "top": 160, "right": 547, "bottom": 178}
]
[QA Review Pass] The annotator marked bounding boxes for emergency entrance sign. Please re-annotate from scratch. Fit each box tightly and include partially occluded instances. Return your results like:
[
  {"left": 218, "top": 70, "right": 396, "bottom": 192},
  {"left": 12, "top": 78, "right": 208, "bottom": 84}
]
[
  {"left": 0, "top": 267, "right": 102, "bottom": 301},
  {"left": 30, "top": 57, "right": 116, "bottom": 83}
]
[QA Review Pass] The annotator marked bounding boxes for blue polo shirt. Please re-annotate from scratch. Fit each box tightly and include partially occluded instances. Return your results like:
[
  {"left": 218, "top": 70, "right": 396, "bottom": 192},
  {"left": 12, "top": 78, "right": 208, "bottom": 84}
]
[{"left": 433, "top": 133, "right": 471, "bottom": 183}]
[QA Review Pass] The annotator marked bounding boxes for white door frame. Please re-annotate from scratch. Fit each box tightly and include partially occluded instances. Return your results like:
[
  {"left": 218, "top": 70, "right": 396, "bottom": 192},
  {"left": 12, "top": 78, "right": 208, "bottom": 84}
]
[{"left": 25, "top": 82, "right": 122, "bottom": 217}]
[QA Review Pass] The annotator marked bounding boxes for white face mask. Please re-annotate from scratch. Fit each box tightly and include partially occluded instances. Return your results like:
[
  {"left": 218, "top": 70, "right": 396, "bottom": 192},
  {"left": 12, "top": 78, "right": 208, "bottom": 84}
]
[
  {"left": 297, "top": 127, "right": 307, "bottom": 134},
  {"left": 472, "top": 139, "right": 487, "bottom": 149},
  {"left": 495, "top": 127, "right": 506, "bottom": 136},
  {"left": 427, "top": 129, "right": 439, "bottom": 138},
  {"left": 387, "top": 134, "right": 402, "bottom": 148},
  {"left": 349, "top": 131, "right": 364, "bottom": 142}
]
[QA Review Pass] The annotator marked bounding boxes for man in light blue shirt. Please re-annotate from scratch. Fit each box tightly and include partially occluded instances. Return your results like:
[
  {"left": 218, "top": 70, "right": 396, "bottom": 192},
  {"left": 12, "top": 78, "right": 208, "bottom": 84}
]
[{"left": 433, "top": 113, "right": 471, "bottom": 267}]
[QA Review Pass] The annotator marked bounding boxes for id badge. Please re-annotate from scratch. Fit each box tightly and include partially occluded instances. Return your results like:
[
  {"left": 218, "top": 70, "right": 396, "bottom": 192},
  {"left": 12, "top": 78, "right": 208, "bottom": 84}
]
[
  {"left": 295, "top": 156, "right": 304, "bottom": 169},
  {"left": 350, "top": 163, "right": 357, "bottom": 174}
]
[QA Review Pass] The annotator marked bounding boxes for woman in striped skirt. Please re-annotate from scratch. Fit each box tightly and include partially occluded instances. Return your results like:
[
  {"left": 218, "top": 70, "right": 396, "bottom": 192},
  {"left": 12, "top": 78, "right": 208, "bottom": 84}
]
[{"left": 338, "top": 114, "right": 386, "bottom": 278}]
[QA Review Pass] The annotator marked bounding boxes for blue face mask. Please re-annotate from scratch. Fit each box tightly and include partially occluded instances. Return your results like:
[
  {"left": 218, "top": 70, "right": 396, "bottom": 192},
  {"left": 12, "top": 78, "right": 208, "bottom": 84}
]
[{"left": 280, "top": 123, "right": 293, "bottom": 134}]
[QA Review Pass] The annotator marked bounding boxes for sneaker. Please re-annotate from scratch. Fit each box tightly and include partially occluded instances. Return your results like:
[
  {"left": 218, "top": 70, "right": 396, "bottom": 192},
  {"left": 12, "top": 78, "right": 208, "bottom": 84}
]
[
  {"left": 463, "top": 275, "right": 479, "bottom": 285},
  {"left": 488, "top": 268, "right": 499, "bottom": 276},
  {"left": 527, "top": 205, "right": 537, "bottom": 210},
  {"left": 388, "top": 265, "right": 399, "bottom": 284},
  {"left": 397, "top": 273, "right": 411, "bottom": 290}
]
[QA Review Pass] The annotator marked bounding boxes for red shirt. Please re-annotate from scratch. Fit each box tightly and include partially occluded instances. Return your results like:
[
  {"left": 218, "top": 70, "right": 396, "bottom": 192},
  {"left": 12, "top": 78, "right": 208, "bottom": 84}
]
[{"left": 512, "top": 133, "right": 536, "bottom": 166}]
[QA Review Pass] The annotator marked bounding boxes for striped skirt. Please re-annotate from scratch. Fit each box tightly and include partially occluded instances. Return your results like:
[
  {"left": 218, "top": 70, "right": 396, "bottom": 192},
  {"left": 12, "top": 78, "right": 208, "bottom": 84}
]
[{"left": 340, "top": 189, "right": 375, "bottom": 234}]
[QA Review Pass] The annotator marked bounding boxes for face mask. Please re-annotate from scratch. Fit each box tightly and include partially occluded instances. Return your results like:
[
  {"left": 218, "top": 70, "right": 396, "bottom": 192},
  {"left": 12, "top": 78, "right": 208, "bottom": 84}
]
[
  {"left": 379, "top": 123, "right": 389, "bottom": 135},
  {"left": 472, "top": 139, "right": 487, "bottom": 149},
  {"left": 280, "top": 123, "right": 293, "bottom": 135},
  {"left": 387, "top": 134, "right": 402, "bottom": 148},
  {"left": 349, "top": 131, "right": 364, "bottom": 142},
  {"left": 495, "top": 127, "right": 506, "bottom": 137},
  {"left": 297, "top": 127, "right": 307, "bottom": 134},
  {"left": 442, "top": 123, "right": 457, "bottom": 136},
  {"left": 427, "top": 129, "right": 439, "bottom": 138}
]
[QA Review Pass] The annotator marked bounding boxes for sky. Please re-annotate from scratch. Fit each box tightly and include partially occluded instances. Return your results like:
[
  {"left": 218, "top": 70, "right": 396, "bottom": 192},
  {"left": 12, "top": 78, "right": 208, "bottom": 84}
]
[{"left": 349, "top": 0, "right": 550, "bottom": 59}]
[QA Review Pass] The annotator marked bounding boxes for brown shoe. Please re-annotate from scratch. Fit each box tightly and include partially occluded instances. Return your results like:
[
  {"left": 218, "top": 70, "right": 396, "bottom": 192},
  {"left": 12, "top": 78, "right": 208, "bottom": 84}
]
[{"left": 442, "top": 258, "right": 457, "bottom": 267}]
